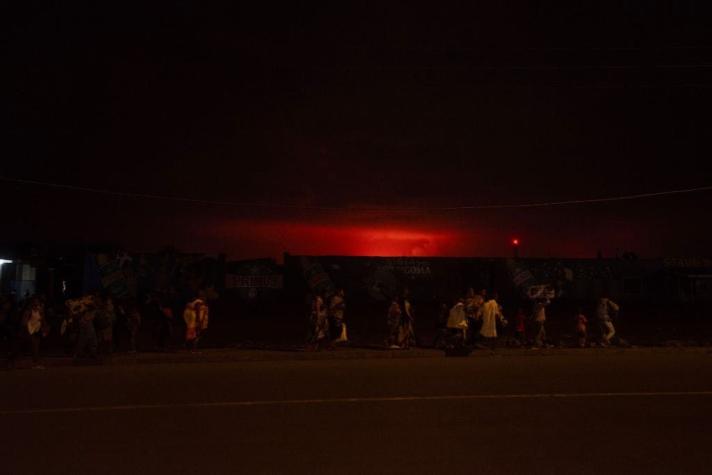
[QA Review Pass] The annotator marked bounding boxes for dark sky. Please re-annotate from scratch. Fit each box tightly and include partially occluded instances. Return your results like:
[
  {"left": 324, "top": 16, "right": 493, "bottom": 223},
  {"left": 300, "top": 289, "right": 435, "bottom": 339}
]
[{"left": 4, "top": 2, "right": 712, "bottom": 259}]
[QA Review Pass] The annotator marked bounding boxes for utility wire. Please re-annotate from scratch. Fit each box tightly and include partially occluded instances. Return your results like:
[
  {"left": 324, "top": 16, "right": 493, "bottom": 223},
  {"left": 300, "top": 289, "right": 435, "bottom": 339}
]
[{"left": 1, "top": 175, "right": 711, "bottom": 212}]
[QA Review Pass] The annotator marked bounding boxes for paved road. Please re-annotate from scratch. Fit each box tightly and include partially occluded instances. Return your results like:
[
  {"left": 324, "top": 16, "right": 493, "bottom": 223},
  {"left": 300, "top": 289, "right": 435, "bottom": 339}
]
[{"left": 2, "top": 349, "right": 712, "bottom": 474}]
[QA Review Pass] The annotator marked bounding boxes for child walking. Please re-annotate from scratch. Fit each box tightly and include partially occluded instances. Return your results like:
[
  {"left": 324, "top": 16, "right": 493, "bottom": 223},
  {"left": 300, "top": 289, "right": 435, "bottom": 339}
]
[{"left": 575, "top": 308, "right": 588, "bottom": 348}]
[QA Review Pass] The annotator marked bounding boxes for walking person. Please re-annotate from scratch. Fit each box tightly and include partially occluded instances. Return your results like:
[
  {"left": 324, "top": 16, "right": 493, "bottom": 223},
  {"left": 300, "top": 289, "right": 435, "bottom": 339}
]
[
  {"left": 307, "top": 292, "right": 330, "bottom": 351},
  {"left": 73, "top": 297, "right": 99, "bottom": 361},
  {"left": 10, "top": 298, "right": 49, "bottom": 369},
  {"left": 446, "top": 299, "right": 468, "bottom": 346},
  {"left": 479, "top": 292, "right": 506, "bottom": 349},
  {"left": 465, "top": 289, "right": 486, "bottom": 345},
  {"left": 513, "top": 307, "right": 527, "bottom": 347},
  {"left": 575, "top": 308, "right": 588, "bottom": 348},
  {"left": 194, "top": 295, "right": 209, "bottom": 349},
  {"left": 532, "top": 299, "right": 549, "bottom": 349},
  {"left": 328, "top": 289, "right": 348, "bottom": 345},
  {"left": 387, "top": 298, "right": 402, "bottom": 349},
  {"left": 183, "top": 300, "right": 198, "bottom": 352},
  {"left": 399, "top": 291, "right": 416, "bottom": 349},
  {"left": 596, "top": 296, "right": 620, "bottom": 346}
]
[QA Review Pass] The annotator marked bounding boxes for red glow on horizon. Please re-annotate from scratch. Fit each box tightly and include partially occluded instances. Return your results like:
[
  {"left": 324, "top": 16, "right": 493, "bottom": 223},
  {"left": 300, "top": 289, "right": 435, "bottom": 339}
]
[
  {"left": 213, "top": 220, "right": 470, "bottom": 258},
  {"left": 351, "top": 228, "right": 447, "bottom": 257},
  {"left": 203, "top": 218, "right": 600, "bottom": 260},
  {"left": 280, "top": 225, "right": 456, "bottom": 257}
]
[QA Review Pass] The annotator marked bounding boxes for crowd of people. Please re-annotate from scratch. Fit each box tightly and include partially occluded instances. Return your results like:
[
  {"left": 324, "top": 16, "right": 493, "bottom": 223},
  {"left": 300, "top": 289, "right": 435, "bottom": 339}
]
[
  {"left": 1, "top": 284, "right": 628, "bottom": 365},
  {"left": 306, "top": 288, "right": 348, "bottom": 351},
  {"left": 305, "top": 286, "right": 625, "bottom": 352},
  {"left": 0, "top": 289, "right": 211, "bottom": 368},
  {"left": 436, "top": 288, "right": 624, "bottom": 350}
]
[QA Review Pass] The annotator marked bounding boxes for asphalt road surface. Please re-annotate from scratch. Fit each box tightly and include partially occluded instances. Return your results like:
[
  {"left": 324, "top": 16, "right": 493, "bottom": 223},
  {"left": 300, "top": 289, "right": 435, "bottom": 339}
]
[{"left": 2, "top": 349, "right": 712, "bottom": 474}]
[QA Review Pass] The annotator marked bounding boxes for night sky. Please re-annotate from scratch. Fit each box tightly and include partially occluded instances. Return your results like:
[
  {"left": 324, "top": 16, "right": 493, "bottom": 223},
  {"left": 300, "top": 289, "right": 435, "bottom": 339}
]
[{"left": 4, "top": 2, "right": 712, "bottom": 259}]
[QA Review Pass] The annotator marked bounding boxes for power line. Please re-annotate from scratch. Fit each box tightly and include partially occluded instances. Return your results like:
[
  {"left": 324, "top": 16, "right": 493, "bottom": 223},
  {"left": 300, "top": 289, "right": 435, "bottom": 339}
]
[
  {"left": 1, "top": 175, "right": 711, "bottom": 212},
  {"left": 311, "top": 62, "right": 712, "bottom": 71},
  {"left": 452, "top": 185, "right": 712, "bottom": 209}
]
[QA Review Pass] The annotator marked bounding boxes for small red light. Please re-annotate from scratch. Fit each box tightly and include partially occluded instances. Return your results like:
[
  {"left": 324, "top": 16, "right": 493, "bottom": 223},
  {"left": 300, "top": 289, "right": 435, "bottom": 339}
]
[{"left": 512, "top": 238, "right": 520, "bottom": 246}]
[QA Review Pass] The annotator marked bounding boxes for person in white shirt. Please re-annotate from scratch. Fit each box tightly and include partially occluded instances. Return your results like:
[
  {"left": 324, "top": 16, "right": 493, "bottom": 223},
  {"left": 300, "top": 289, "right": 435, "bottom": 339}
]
[
  {"left": 447, "top": 299, "right": 468, "bottom": 344},
  {"left": 532, "top": 299, "right": 549, "bottom": 348},
  {"left": 479, "top": 292, "right": 506, "bottom": 348},
  {"left": 596, "top": 296, "right": 620, "bottom": 346}
]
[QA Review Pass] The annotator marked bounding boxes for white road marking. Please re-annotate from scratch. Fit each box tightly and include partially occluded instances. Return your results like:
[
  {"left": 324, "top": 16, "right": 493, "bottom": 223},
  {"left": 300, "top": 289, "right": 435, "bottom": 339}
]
[{"left": 3, "top": 391, "right": 712, "bottom": 415}]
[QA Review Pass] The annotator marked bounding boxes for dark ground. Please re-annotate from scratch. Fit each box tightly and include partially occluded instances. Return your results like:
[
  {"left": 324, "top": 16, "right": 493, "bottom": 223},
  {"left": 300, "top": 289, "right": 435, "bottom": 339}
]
[{"left": 2, "top": 347, "right": 712, "bottom": 474}]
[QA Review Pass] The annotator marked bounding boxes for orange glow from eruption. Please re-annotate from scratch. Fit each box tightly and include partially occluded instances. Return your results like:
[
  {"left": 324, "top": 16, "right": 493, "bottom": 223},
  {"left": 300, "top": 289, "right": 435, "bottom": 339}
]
[{"left": 215, "top": 221, "right": 469, "bottom": 258}]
